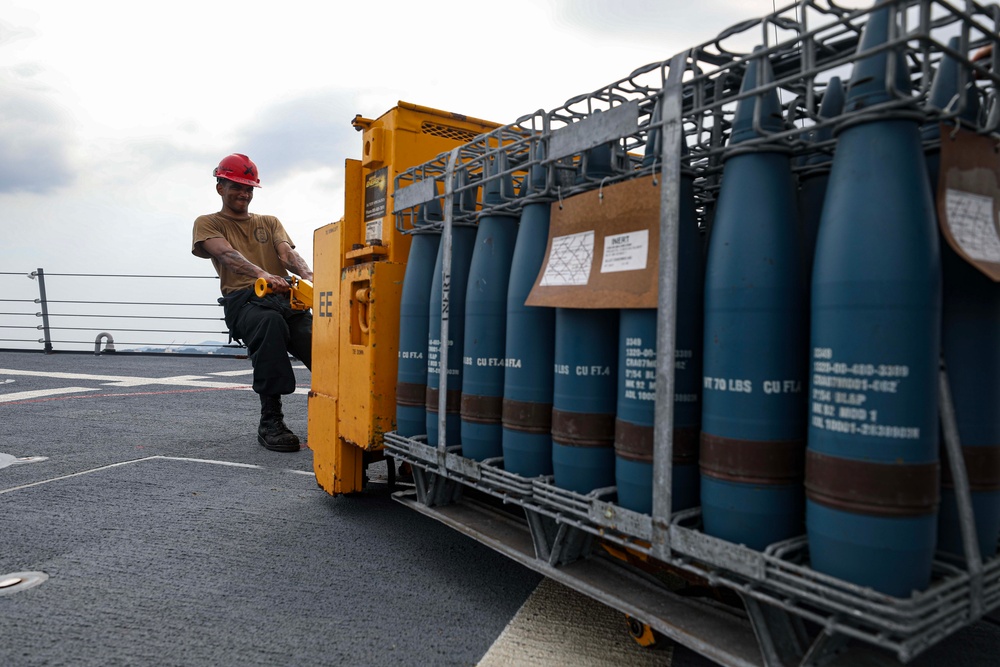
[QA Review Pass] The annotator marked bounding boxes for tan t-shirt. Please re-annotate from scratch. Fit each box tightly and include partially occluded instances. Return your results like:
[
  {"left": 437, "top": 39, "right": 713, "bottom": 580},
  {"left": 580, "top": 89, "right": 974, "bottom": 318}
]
[{"left": 192, "top": 212, "right": 295, "bottom": 295}]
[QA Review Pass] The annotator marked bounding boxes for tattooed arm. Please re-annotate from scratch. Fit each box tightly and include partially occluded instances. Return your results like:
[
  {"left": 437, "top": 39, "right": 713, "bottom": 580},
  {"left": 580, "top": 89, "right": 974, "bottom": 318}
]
[
  {"left": 199, "top": 237, "right": 291, "bottom": 293},
  {"left": 276, "top": 242, "right": 314, "bottom": 282}
]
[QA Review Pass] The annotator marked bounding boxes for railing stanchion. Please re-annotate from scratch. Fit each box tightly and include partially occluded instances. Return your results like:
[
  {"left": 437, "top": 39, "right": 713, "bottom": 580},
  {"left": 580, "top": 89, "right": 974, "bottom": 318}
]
[{"left": 34, "top": 268, "right": 54, "bottom": 353}]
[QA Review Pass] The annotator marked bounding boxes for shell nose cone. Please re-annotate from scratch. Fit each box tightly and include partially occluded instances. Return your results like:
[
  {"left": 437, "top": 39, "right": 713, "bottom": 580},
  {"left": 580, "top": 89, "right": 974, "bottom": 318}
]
[
  {"left": 928, "top": 36, "right": 981, "bottom": 120},
  {"left": 800, "top": 77, "right": 846, "bottom": 168},
  {"left": 729, "top": 47, "right": 785, "bottom": 145},
  {"left": 416, "top": 198, "right": 443, "bottom": 227},
  {"left": 845, "top": 1, "right": 912, "bottom": 112},
  {"left": 819, "top": 76, "right": 846, "bottom": 119}
]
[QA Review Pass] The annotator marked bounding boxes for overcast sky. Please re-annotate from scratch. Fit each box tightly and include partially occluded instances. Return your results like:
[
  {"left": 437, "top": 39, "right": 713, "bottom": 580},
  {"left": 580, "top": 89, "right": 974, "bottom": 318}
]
[{"left": 0, "top": 0, "right": 820, "bottom": 350}]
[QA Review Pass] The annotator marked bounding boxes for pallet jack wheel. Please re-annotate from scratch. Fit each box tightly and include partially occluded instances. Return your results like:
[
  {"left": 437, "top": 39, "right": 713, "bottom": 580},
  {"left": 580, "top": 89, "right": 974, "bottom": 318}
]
[{"left": 625, "top": 614, "right": 670, "bottom": 650}]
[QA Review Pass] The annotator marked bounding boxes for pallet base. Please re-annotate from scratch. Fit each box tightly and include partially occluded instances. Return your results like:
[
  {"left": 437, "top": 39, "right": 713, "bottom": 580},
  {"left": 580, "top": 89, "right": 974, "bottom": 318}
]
[{"left": 395, "top": 488, "right": 766, "bottom": 667}]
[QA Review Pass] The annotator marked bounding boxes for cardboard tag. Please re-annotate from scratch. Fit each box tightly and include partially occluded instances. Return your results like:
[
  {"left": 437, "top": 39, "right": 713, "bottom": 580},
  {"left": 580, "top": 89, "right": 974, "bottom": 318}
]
[
  {"left": 526, "top": 174, "right": 661, "bottom": 308},
  {"left": 938, "top": 125, "right": 1000, "bottom": 282}
]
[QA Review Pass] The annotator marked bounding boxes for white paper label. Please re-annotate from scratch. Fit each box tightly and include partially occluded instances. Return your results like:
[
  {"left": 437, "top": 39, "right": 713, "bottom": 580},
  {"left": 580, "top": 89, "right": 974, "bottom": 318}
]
[
  {"left": 365, "top": 219, "right": 383, "bottom": 242},
  {"left": 600, "top": 229, "right": 649, "bottom": 273},
  {"left": 945, "top": 188, "right": 1000, "bottom": 263},
  {"left": 540, "top": 230, "right": 594, "bottom": 286}
]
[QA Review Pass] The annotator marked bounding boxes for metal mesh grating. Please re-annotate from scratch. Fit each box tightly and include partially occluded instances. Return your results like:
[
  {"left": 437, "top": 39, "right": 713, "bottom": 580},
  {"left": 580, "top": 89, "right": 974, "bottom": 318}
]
[{"left": 421, "top": 121, "right": 481, "bottom": 143}]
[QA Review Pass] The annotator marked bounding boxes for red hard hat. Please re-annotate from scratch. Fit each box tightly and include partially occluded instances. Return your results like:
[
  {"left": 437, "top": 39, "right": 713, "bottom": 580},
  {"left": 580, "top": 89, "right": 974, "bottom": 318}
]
[{"left": 213, "top": 153, "right": 261, "bottom": 187}]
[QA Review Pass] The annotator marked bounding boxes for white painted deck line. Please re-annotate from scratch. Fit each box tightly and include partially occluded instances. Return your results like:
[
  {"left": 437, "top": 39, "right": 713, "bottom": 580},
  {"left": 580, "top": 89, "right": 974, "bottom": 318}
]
[
  {"left": 0, "top": 456, "right": 316, "bottom": 496},
  {"left": 0, "top": 386, "right": 98, "bottom": 403},
  {"left": 0, "top": 369, "right": 307, "bottom": 396},
  {"left": 0, "top": 368, "right": 252, "bottom": 389}
]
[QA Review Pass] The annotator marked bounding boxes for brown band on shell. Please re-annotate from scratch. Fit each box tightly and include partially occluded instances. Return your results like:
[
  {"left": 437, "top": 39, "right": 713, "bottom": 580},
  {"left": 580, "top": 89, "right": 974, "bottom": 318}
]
[{"left": 805, "top": 450, "right": 939, "bottom": 517}]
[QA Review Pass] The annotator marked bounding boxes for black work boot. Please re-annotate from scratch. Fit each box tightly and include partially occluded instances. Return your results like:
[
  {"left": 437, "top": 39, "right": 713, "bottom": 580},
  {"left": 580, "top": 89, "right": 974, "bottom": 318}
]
[{"left": 257, "top": 395, "right": 300, "bottom": 452}]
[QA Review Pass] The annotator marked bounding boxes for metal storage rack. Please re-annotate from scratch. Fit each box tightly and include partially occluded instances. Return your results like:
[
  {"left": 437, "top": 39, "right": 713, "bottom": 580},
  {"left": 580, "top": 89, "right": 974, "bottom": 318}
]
[{"left": 384, "top": 2, "right": 1000, "bottom": 664}]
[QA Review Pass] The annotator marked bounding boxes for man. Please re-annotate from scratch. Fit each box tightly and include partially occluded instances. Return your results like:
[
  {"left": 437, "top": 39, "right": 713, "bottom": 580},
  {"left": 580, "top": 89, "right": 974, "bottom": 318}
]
[{"left": 192, "top": 153, "right": 314, "bottom": 452}]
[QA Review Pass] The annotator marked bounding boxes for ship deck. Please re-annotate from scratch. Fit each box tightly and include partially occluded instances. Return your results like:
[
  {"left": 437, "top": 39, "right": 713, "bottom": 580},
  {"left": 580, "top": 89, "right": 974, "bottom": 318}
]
[{"left": 1, "top": 350, "right": 996, "bottom": 667}]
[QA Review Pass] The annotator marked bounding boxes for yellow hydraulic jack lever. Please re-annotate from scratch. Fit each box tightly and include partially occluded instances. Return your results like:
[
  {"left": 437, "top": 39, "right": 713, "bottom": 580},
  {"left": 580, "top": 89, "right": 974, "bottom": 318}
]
[{"left": 254, "top": 275, "right": 314, "bottom": 311}]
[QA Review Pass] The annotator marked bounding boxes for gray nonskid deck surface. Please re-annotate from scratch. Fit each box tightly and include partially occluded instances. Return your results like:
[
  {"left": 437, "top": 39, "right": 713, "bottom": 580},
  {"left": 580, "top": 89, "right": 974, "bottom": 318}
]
[
  {"left": 0, "top": 352, "right": 541, "bottom": 666},
  {"left": 2, "top": 351, "right": 998, "bottom": 667}
]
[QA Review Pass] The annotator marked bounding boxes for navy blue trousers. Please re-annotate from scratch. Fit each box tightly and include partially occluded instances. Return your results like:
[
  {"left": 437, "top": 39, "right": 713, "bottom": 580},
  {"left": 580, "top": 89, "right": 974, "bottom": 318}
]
[{"left": 222, "top": 289, "right": 312, "bottom": 396}]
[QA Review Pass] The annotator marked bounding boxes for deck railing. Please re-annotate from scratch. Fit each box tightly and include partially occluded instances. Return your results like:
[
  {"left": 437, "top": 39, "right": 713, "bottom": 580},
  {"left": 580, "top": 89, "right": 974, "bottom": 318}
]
[{"left": 0, "top": 269, "right": 243, "bottom": 356}]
